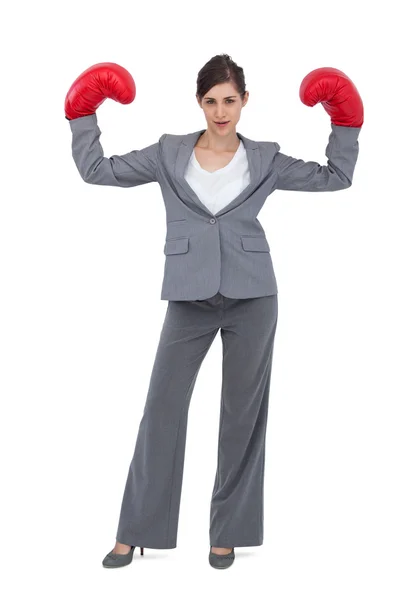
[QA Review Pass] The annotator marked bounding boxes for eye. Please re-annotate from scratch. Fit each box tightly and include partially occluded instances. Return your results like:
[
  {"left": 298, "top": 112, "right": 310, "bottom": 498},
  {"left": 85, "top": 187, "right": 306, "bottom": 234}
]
[{"left": 206, "top": 99, "right": 234, "bottom": 104}]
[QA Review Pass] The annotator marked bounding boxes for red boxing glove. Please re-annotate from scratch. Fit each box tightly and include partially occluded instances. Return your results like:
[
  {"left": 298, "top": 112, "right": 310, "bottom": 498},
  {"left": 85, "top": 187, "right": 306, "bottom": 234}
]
[
  {"left": 299, "top": 67, "right": 364, "bottom": 127},
  {"left": 64, "top": 62, "right": 136, "bottom": 120}
]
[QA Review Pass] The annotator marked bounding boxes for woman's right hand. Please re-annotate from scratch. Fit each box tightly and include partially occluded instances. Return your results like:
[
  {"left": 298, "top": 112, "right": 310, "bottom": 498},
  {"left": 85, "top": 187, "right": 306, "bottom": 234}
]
[{"left": 64, "top": 62, "right": 136, "bottom": 120}]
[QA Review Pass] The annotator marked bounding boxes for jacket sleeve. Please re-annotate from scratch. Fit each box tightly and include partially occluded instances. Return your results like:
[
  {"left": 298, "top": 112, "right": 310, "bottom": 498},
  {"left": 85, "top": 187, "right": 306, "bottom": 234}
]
[
  {"left": 273, "top": 124, "right": 361, "bottom": 192},
  {"left": 68, "top": 113, "right": 165, "bottom": 187}
]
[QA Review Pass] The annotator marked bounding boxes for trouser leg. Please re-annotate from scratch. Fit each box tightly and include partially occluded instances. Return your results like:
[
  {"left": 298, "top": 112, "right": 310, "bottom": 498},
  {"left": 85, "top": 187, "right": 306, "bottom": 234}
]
[
  {"left": 116, "top": 297, "right": 220, "bottom": 549},
  {"left": 209, "top": 294, "right": 278, "bottom": 547}
]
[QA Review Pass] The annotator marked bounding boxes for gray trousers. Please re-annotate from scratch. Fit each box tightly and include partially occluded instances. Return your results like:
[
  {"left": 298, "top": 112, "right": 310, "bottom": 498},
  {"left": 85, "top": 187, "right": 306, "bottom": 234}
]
[{"left": 115, "top": 292, "right": 278, "bottom": 549}]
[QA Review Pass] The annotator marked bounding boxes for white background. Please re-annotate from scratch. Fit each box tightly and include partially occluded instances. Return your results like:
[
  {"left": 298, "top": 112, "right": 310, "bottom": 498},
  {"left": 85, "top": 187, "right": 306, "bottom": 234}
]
[{"left": 1, "top": 0, "right": 399, "bottom": 597}]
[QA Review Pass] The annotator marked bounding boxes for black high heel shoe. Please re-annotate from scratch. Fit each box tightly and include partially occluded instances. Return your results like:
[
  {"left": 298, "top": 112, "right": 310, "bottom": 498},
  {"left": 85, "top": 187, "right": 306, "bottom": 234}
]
[
  {"left": 102, "top": 545, "right": 144, "bottom": 568},
  {"left": 209, "top": 546, "right": 235, "bottom": 569}
]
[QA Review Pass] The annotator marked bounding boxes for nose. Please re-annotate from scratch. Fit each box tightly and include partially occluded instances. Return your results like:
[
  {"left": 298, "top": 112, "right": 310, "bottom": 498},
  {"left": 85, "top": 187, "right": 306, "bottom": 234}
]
[{"left": 213, "top": 106, "right": 227, "bottom": 119}]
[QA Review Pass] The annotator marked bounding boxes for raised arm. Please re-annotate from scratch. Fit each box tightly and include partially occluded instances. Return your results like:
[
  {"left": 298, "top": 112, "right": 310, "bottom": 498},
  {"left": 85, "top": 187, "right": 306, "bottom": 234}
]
[
  {"left": 65, "top": 62, "right": 163, "bottom": 187},
  {"left": 273, "top": 123, "right": 361, "bottom": 191},
  {"left": 68, "top": 113, "right": 163, "bottom": 187},
  {"left": 273, "top": 67, "right": 363, "bottom": 193}
]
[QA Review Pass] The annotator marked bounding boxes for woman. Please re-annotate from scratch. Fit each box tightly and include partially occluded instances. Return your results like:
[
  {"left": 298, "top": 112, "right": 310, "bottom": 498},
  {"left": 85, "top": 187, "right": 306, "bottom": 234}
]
[{"left": 65, "top": 54, "right": 363, "bottom": 570}]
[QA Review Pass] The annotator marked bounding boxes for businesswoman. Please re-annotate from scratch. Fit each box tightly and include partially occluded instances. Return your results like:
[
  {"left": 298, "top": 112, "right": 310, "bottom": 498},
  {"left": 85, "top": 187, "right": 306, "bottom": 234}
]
[{"left": 65, "top": 54, "right": 363, "bottom": 569}]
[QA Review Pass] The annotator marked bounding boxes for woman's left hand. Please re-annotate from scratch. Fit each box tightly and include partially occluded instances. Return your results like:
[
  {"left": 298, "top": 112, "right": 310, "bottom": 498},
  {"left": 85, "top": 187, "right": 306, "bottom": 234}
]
[{"left": 299, "top": 67, "right": 364, "bottom": 127}]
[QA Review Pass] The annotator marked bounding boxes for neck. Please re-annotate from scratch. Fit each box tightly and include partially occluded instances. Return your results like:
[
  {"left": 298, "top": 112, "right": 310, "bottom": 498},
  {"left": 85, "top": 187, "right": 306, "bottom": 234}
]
[{"left": 198, "top": 128, "right": 240, "bottom": 152}]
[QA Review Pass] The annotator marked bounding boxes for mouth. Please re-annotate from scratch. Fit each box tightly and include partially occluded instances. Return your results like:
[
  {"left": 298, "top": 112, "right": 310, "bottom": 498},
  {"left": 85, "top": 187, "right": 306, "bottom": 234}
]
[{"left": 214, "top": 121, "right": 230, "bottom": 127}]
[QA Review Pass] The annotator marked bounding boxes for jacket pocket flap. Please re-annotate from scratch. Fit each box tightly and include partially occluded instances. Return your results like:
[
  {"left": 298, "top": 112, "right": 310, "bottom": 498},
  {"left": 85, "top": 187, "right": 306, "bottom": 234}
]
[
  {"left": 241, "top": 235, "right": 270, "bottom": 252},
  {"left": 164, "top": 237, "right": 189, "bottom": 255}
]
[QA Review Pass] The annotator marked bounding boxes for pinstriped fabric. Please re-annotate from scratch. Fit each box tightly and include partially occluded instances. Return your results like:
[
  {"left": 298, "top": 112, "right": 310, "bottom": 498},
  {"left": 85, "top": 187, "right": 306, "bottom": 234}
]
[{"left": 68, "top": 115, "right": 360, "bottom": 300}]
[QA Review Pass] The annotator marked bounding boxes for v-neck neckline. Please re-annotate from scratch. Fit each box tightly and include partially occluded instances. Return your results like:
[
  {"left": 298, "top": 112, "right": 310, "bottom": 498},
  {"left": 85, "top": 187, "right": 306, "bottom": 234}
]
[{"left": 192, "top": 140, "right": 242, "bottom": 175}]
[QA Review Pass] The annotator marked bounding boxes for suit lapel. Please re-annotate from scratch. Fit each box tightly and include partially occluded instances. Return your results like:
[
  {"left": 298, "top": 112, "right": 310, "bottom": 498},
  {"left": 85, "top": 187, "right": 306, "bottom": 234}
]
[{"left": 174, "top": 129, "right": 261, "bottom": 218}]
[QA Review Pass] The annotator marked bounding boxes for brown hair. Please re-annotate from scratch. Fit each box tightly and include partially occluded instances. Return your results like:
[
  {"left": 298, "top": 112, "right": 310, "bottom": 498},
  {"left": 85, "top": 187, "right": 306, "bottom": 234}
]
[{"left": 196, "top": 53, "right": 246, "bottom": 103}]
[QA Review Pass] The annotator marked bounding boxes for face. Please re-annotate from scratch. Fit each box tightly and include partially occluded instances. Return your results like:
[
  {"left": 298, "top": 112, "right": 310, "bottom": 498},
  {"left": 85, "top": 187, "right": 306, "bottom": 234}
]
[{"left": 196, "top": 81, "right": 249, "bottom": 134}]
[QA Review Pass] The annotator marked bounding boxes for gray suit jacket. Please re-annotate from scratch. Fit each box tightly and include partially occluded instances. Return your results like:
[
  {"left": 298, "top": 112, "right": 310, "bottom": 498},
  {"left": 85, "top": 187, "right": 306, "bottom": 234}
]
[{"left": 68, "top": 114, "right": 361, "bottom": 300}]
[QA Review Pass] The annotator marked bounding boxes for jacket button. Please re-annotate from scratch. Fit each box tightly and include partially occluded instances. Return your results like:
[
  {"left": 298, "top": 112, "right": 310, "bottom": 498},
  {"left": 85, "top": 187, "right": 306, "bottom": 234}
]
[{"left": 209, "top": 218, "right": 216, "bottom": 224}]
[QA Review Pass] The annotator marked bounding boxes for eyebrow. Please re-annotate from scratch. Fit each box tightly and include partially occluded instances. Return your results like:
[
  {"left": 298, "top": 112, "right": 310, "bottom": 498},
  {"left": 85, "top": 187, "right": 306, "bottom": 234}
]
[{"left": 204, "top": 95, "right": 237, "bottom": 99}]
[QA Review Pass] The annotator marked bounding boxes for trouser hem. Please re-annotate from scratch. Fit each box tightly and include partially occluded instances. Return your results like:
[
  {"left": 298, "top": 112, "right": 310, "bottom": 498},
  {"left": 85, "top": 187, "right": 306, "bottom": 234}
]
[
  {"left": 210, "top": 540, "right": 263, "bottom": 547},
  {"left": 117, "top": 537, "right": 177, "bottom": 549}
]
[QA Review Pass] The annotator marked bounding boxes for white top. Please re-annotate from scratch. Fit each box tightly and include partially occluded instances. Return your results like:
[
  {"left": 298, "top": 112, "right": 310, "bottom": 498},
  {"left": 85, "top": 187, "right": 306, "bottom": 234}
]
[{"left": 183, "top": 139, "right": 250, "bottom": 216}]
